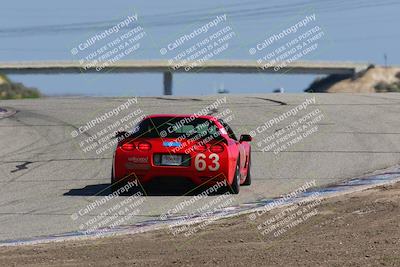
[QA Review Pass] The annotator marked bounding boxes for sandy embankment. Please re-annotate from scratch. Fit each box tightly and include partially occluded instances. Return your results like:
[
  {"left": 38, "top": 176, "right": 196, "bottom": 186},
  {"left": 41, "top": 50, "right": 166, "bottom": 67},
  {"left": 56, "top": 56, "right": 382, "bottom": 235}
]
[{"left": 0, "top": 181, "right": 399, "bottom": 266}]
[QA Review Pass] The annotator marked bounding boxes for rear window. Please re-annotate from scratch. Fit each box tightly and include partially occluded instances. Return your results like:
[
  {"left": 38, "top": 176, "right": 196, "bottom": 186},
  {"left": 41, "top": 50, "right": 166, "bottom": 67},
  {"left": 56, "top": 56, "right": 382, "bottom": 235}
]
[{"left": 131, "top": 117, "right": 222, "bottom": 140}]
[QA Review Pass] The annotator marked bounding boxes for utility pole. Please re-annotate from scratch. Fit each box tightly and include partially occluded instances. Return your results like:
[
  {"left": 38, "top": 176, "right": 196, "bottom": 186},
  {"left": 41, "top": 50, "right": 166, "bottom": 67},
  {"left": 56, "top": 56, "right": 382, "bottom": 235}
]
[{"left": 384, "top": 53, "right": 387, "bottom": 68}]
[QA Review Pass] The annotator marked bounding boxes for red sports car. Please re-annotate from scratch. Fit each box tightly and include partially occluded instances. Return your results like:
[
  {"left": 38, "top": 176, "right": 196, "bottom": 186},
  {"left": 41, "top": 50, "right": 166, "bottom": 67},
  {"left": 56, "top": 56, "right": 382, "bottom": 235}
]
[{"left": 111, "top": 114, "right": 252, "bottom": 194}]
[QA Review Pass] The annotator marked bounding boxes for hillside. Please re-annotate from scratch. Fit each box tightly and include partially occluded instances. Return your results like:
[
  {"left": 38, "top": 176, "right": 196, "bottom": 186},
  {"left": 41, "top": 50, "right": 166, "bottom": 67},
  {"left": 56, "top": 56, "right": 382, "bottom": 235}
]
[
  {"left": 0, "top": 74, "right": 41, "bottom": 100},
  {"left": 305, "top": 66, "right": 400, "bottom": 93}
]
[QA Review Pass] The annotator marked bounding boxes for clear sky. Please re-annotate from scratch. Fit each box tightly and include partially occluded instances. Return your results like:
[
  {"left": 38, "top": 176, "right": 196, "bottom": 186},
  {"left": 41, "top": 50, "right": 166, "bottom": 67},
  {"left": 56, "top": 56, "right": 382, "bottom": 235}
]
[{"left": 0, "top": 0, "right": 399, "bottom": 96}]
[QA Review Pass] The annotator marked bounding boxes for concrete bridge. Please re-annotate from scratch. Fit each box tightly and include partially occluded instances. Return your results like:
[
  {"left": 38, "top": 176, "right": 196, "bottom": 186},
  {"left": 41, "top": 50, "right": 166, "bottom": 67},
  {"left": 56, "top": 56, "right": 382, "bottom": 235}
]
[{"left": 0, "top": 60, "right": 371, "bottom": 95}]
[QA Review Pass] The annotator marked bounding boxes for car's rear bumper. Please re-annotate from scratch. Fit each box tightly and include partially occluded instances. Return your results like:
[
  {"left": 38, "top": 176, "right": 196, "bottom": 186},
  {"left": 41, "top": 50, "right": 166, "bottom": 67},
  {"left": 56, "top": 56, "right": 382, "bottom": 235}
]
[
  {"left": 114, "top": 164, "right": 229, "bottom": 186},
  {"left": 113, "top": 143, "right": 234, "bottom": 187}
]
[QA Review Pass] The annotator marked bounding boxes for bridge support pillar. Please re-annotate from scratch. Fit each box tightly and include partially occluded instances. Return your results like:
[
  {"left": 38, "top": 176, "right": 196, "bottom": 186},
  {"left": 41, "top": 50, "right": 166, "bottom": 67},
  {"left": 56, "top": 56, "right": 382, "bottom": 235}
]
[{"left": 163, "top": 72, "right": 173, "bottom": 95}]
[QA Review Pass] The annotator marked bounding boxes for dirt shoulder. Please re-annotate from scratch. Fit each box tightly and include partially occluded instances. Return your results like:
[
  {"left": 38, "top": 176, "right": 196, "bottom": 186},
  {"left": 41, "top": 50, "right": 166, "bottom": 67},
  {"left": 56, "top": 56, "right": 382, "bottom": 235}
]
[{"left": 1, "top": 182, "right": 400, "bottom": 267}]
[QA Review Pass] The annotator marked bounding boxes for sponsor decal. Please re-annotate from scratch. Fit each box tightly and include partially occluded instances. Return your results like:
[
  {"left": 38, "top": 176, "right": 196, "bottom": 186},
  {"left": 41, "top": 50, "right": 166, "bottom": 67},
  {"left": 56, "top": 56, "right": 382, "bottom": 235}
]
[
  {"left": 127, "top": 156, "right": 148, "bottom": 163},
  {"left": 163, "top": 141, "right": 182, "bottom": 147}
]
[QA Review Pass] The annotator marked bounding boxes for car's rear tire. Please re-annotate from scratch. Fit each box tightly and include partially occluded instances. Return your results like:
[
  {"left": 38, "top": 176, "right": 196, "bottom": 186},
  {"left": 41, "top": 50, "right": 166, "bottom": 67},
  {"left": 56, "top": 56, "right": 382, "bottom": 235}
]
[
  {"left": 111, "top": 168, "right": 143, "bottom": 194},
  {"left": 228, "top": 160, "right": 240, "bottom": 194},
  {"left": 110, "top": 166, "right": 124, "bottom": 193},
  {"left": 243, "top": 154, "right": 251, "bottom": 186},
  {"left": 110, "top": 166, "right": 119, "bottom": 193}
]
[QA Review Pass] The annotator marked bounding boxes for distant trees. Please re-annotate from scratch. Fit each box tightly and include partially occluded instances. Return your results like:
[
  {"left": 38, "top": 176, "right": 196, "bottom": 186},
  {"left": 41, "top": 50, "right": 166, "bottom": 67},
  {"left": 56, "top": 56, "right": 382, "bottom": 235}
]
[{"left": 0, "top": 74, "right": 41, "bottom": 99}]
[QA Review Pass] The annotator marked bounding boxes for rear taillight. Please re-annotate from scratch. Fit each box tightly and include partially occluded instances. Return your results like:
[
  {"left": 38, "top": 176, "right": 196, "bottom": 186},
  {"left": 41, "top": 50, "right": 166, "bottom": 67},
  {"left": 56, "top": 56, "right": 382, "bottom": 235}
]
[
  {"left": 121, "top": 142, "right": 135, "bottom": 151},
  {"left": 194, "top": 144, "right": 207, "bottom": 152},
  {"left": 137, "top": 142, "right": 151, "bottom": 151},
  {"left": 210, "top": 144, "right": 224, "bottom": 153}
]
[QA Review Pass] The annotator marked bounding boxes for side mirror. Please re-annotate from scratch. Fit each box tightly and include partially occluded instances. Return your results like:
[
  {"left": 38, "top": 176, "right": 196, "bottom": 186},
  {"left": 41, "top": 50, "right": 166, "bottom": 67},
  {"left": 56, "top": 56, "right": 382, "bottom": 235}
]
[
  {"left": 115, "top": 131, "right": 128, "bottom": 139},
  {"left": 239, "top": 134, "right": 252, "bottom": 142}
]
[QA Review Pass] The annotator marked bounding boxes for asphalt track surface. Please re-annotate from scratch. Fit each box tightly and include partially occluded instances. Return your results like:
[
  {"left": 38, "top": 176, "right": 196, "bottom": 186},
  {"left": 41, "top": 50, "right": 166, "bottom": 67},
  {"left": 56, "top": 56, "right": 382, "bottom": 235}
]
[{"left": 1, "top": 93, "right": 400, "bottom": 242}]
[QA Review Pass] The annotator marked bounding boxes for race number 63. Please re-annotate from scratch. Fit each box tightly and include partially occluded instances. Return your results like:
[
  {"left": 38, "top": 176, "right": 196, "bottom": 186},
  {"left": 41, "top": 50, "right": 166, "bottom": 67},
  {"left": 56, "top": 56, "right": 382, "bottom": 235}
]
[{"left": 195, "top": 153, "right": 220, "bottom": 171}]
